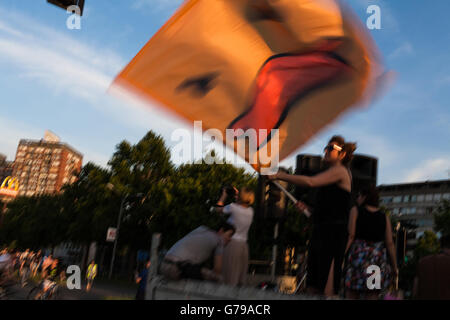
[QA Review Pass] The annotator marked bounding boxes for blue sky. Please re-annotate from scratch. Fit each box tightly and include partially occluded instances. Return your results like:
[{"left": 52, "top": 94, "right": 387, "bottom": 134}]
[{"left": 0, "top": 0, "right": 449, "bottom": 184}]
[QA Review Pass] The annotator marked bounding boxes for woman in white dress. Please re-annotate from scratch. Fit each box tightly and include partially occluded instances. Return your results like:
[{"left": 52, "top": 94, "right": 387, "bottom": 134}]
[{"left": 215, "top": 187, "right": 255, "bottom": 286}]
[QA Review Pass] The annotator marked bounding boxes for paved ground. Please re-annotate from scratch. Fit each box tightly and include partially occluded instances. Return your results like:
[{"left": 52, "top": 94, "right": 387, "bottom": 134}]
[{"left": 4, "top": 278, "right": 137, "bottom": 300}]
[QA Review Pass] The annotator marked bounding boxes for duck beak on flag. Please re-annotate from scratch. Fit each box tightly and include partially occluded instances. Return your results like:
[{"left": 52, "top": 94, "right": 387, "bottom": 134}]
[{"left": 111, "top": 0, "right": 388, "bottom": 174}]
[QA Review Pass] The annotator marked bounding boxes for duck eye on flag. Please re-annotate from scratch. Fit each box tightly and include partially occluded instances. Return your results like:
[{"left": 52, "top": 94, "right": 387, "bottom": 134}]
[{"left": 112, "top": 0, "right": 386, "bottom": 174}]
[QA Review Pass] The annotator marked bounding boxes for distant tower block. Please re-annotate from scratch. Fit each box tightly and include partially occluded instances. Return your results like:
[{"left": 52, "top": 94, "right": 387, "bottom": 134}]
[{"left": 12, "top": 134, "right": 83, "bottom": 197}]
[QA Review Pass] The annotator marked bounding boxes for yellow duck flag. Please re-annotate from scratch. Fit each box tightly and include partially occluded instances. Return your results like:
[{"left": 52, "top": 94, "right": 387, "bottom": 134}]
[{"left": 112, "top": 0, "right": 385, "bottom": 173}]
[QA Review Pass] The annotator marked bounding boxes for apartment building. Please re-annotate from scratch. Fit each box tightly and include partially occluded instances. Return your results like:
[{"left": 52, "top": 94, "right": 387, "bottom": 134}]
[
  {"left": 12, "top": 134, "right": 83, "bottom": 197},
  {"left": 0, "top": 154, "right": 13, "bottom": 183},
  {"left": 378, "top": 179, "right": 450, "bottom": 238}
]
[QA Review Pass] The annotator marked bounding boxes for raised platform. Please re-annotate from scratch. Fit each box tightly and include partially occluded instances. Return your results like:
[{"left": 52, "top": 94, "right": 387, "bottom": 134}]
[{"left": 146, "top": 276, "right": 323, "bottom": 300}]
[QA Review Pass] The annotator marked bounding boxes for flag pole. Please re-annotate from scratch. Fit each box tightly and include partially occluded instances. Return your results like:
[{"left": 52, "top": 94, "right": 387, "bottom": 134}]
[{"left": 271, "top": 181, "right": 311, "bottom": 218}]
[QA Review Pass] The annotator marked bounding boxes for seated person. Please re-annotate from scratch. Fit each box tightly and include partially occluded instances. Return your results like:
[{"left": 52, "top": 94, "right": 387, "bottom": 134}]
[{"left": 160, "top": 223, "right": 235, "bottom": 282}]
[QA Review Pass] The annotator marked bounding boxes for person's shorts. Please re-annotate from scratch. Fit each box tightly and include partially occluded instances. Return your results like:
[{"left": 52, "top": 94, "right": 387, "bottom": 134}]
[{"left": 177, "top": 261, "right": 203, "bottom": 280}]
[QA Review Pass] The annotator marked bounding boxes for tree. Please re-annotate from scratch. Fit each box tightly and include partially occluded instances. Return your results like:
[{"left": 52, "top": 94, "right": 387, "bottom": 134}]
[
  {"left": 399, "top": 230, "right": 441, "bottom": 298},
  {"left": 106, "top": 131, "right": 175, "bottom": 256},
  {"left": 414, "top": 230, "right": 440, "bottom": 259},
  {"left": 147, "top": 154, "right": 257, "bottom": 249},
  {"left": 108, "top": 131, "right": 174, "bottom": 194},
  {"left": 61, "top": 162, "right": 115, "bottom": 246},
  {"left": 4, "top": 130, "right": 317, "bottom": 279},
  {"left": 434, "top": 199, "right": 450, "bottom": 237},
  {"left": 0, "top": 194, "right": 66, "bottom": 250}
]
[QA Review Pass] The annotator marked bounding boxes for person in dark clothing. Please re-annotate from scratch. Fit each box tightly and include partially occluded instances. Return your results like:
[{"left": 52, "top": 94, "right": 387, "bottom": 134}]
[
  {"left": 136, "top": 259, "right": 151, "bottom": 300},
  {"left": 269, "top": 135, "right": 356, "bottom": 297},
  {"left": 344, "top": 185, "right": 398, "bottom": 299}
]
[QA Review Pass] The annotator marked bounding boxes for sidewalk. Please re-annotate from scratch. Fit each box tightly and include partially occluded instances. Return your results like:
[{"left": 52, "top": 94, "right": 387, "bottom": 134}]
[{"left": 7, "top": 278, "right": 138, "bottom": 300}]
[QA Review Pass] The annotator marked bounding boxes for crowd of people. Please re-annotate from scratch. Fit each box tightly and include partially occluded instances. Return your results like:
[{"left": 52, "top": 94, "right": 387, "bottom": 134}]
[
  {"left": 0, "top": 249, "right": 66, "bottom": 299},
  {"left": 0, "top": 249, "right": 101, "bottom": 299},
  {"left": 0, "top": 250, "right": 65, "bottom": 284}
]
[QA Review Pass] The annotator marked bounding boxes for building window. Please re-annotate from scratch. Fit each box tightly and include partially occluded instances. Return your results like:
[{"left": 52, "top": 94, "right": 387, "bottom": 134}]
[
  {"left": 393, "top": 196, "right": 402, "bottom": 203},
  {"left": 416, "top": 207, "right": 425, "bottom": 214},
  {"left": 417, "top": 220, "right": 431, "bottom": 228},
  {"left": 393, "top": 208, "right": 399, "bottom": 215},
  {"left": 433, "top": 193, "right": 442, "bottom": 202},
  {"left": 442, "top": 193, "right": 450, "bottom": 200},
  {"left": 425, "top": 194, "right": 433, "bottom": 202},
  {"left": 403, "top": 195, "right": 410, "bottom": 203},
  {"left": 410, "top": 195, "right": 417, "bottom": 203},
  {"left": 381, "top": 197, "right": 393, "bottom": 204},
  {"left": 425, "top": 219, "right": 434, "bottom": 227},
  {"left": 402, "top": 208, "right": 416, "bottom": 215},
  {"left": 417, "top": 194, "right": 425, "bottom": 202}
]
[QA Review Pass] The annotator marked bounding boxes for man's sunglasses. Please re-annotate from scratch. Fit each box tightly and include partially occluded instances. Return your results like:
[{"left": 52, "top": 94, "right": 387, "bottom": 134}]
[{"left": 324, "top": 144, "right": 343, "bottom": 153}]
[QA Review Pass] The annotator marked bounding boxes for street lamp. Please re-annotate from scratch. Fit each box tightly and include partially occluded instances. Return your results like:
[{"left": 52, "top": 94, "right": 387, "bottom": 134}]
[
  {"left": 106, "top": 183, "right": 145, "bottom": 279},
  {"left": 108, "top": 193, "right": 128, "bottom": 280}
]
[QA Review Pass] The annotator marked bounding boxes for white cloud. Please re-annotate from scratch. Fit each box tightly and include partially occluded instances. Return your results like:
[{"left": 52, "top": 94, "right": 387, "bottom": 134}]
[
  {"left": 0, "top": 7, "right": 192, "bottom": 167},
  {"left": 436, "top": 75, "right": 450, "bottom": 87},
  {"left": 0, "top": 117, "right": 42, "bottom": 161},
  {"left": 388, "top": 42, "right": 414, "bottom": 60},
  {"left": 0, "top": 10, "right": 124, "bottom": 105},
  {"left": 0, "top": 20, "right": 24, "bottom": 37},
  {"left": 405, "top": 158, "right": 450, "bottom": 183},
  {"left": 0, "top": 7, "right": 186, "bottom": 135}
]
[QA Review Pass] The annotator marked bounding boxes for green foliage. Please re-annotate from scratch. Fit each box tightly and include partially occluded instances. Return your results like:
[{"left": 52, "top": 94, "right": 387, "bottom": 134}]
[
  {"left": 0, "top": 130, "right": 311, "bottom": 267},
  {"left": 283, "top": 204, "right": 311, "bottom": 250},
  {"left": 108, "top": 131, "right": 174, "bottom": 193},
  {"left": 149, "top": 159, "right": 257, "bottom": 249},
  {"left": 0, "top": 194, "right": 67, "bottom": 249},
  {"left": 60, "top": 162, "right": 115, "bottom": 245},
  {"left": 398, "top": 200, "right": 449, "bottom": 296},
  {"left": 434, "top": 199, "right": 450, "bottom": 237},
  {"left": 399, "top": 230, "right": 441, "bottom": 297},
  {"left": 414, "top": 230, "right": 440, "bottom": 259}
]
